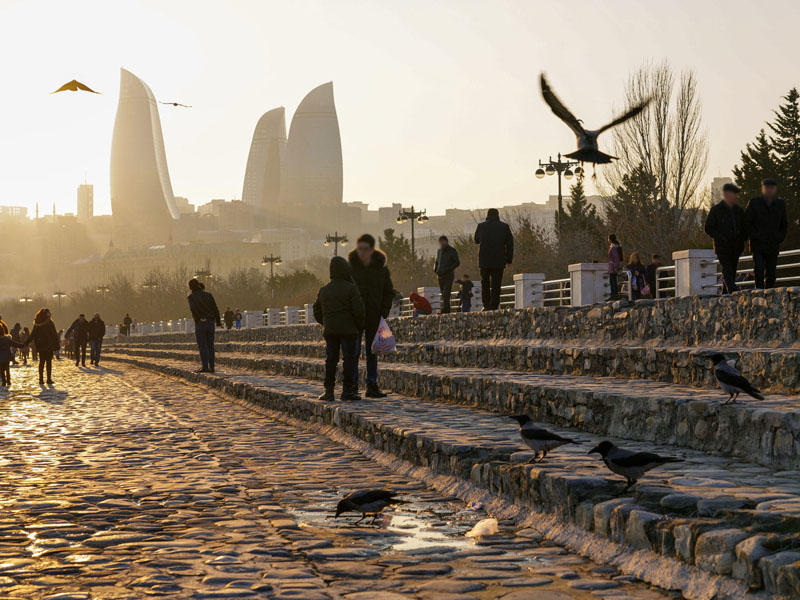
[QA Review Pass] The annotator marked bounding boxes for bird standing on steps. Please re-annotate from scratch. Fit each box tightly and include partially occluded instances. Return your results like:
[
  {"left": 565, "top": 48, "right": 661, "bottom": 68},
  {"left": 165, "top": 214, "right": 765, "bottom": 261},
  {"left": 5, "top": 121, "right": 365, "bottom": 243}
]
[
  {"left": 334, "top": 489, "right": 404, "bottom": 525},
  {"left": 709, "top": 353, "right": 764, "bottom": 403},
  {"left": 588, "top": 441, "right": 682, "bottom": 490},
  {"left": 539, "top": 73, "right": 651, "bottom": 166},
  {"left": 510, "top": 415, "right": 575, "bottom": 462},
  {"left": 52, "top": 79, "right": 100, "bottom": 94}
]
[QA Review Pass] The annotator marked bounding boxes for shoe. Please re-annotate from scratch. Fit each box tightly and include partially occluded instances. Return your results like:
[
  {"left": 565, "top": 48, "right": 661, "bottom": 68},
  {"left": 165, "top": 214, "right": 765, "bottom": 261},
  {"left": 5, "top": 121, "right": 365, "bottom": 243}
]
[
  {"left": 318, "top": 386, "right": 335, "bottom": 401},
  {"left": 196, "top": 368, "right": 210, "bottom": 373},
  {"left": 209, "top": 367, "right": 215, "bottom": 373},
  {"left": 341, "top": 389, "right": 361, "bottom": 401},
  {"left": 365, "top": 383, "right": 387, "bottom": 398}
]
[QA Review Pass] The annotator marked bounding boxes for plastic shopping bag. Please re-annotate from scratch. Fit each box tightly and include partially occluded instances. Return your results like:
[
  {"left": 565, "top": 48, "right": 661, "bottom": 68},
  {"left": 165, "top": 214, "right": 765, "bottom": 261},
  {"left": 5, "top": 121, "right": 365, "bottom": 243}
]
[{"left": 371, "top": 317, "right": 396, "bottom": 354}]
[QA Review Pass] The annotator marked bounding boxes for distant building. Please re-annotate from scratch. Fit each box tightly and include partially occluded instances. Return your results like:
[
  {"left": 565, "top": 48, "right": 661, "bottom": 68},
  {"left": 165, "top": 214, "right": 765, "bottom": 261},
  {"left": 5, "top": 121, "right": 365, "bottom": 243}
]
[
  {"left": 0, "top": 206, "right": 28, "bottom": 219},
  {"left": 242, "top": 107, "right": 287, "bottom": 216},
  {"left": 77, "top": 183, "right": 93, "bottom": 223},
  {"left": 711, "top": 177, "right": 733, "bottom": 203},
  {"left": 174, "top": 196, "right": 195, "bottom": 215}
]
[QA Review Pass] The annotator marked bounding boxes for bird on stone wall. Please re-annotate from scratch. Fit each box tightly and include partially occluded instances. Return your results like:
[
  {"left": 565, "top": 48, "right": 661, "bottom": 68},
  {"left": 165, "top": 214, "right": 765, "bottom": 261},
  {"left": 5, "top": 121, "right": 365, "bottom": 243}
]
[
  {"left": 510, "top": 415, "right": 575, "bottom": 462},
  {"left": 333, "top": 489, "right": 405, "bottom": 525},
  {"left": 709, "top": 353, "right": 764, "bottom": 403},
  {"left": 588, "top": 441, "right": 682, "bottom": 490}
]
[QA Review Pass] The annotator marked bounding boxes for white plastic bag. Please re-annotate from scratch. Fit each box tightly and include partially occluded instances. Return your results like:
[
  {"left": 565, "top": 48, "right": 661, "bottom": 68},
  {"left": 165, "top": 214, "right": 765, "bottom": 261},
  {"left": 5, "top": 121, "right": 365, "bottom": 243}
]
[
  {"left": 371, "top": 317, "right": 396, "bottom": 354},
  {"left": 465, "top": 517, "right": 498, "bottom": 538}
]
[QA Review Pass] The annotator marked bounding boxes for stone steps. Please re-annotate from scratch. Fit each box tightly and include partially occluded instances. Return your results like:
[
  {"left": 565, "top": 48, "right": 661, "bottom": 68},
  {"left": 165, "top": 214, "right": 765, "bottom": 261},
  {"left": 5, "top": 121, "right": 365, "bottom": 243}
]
[
  {"left": 103, "top": 351, "right": 800, "bottom": 595},
  {"left": 106, "top": 345, "right": 800, "bottom": 470},
  {"left": 114, "top": 338, "right": 800, "bottom": 394}
]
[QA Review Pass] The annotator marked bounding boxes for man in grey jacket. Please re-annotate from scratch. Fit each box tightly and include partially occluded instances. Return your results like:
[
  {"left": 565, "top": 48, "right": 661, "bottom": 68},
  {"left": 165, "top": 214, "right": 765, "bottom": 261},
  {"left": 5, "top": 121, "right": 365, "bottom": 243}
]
[{"left": 434, "top": 235, "right": 460, "bottom": 314}]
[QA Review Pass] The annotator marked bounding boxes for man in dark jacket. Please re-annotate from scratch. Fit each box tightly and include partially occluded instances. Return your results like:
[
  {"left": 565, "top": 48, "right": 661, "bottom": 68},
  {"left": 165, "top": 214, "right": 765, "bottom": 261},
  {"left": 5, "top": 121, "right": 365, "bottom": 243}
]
[
  {"left": 705, "top": 182, "right": 747, "bottom": 294},
  {"left": 65, "top": 314, "right": 90, "bottom": 367},
  {"left": 474, "top": 208, "right": 514, "bottom": 310},
  {"left": 745, "top": 178, "right": 788, "bottom": 289},
  {"left": 313, "top": 256, "right": 366, "bottom": 401},
  {"left": 122, "top": 313, "right": 132, "bottom": 335},
  {"left": 187, "top": 278, "right": 222, "bottom": 373},
  {"left": 88, "top": 313, "right": 105, "bottom": 365},
  {"left": 348, "top": 233, "right": 394, "bottom": 398},
  {"left": 434, "top": 235, "right": 460, "bottom": 314},
  {"left": 223, "top": 308, "right": 235, "bottom": 330}
]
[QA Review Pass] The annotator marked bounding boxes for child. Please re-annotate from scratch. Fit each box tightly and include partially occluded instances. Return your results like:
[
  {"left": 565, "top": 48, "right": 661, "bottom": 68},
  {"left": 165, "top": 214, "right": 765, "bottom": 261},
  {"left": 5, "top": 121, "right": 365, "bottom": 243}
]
[
  {"left": 313, "top": 256, "right": 366, "bottom": 402},
  {"left": 456, "top": 274, "right": 474, "bottom": 313},
  {"left": 0, "top": 334, "right": 24, "bottom": 387},
  {"left": 409, "top": 292, "right": 432, "bottom": 317}
]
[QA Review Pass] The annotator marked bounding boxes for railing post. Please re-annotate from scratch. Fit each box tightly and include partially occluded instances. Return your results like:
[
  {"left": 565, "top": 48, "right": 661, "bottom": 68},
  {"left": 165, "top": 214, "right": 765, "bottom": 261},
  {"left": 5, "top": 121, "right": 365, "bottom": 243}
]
[
  {"left": 240, "top": 310, "right": 259, "bottom": 329},
  {"left": 672, "top": 249, "right": 717, "bottom": 297},
  {"left": 514, "top": 273, "right": 545, "bottom": 308},
  {"left": 418, "top": 286, "right": 441, "bottom": 314},
  {"left": 304, "top": 303, "right": 316, "bottom": 324},
  {"left": 568, "top": 263, "right": 609, "bottom": 306},
  {"left": 470, "top": 281, "right": 483, "bottom": 312},
  {"left": 284, "top": 306, "right": 300, "bottom": 325},
  {"left": 266, "top": 307, "right": 281, "bottom": 327}
]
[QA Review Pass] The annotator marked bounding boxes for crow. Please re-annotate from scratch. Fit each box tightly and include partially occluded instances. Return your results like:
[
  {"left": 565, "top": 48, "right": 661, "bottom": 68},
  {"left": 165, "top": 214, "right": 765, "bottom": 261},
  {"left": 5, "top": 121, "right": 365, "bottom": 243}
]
[
  {"left": 510, "top": 415, "right": 575, "bottom": 462},
  {"left": 589, "top": 441, "right": 682, "bottom": 490},
  {"left": 710, "top": 353, "right": 764, "bottom": 403},
  {"left": 333, "top": 489, "right": 404, "bottom": 525}
]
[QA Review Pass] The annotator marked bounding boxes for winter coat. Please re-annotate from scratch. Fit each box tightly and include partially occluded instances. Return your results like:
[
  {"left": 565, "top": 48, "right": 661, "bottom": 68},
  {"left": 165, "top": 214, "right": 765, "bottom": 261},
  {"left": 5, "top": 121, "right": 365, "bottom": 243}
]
[
  {"left": 313, "top": 256, "right": 366, "bottom": 337},
  {"left": 434, "top": 244, "right": 460, "bottom": 276},
  {"left": 188, "top": 289, "right": 221, "bottom": 325},
  {"left": 474, "top": 215, "right": 514, "bottom": 269},
  {"left": 627, "top": 263, "right": 648, "bottom": 292},
  {"left": 457, "top": 279, "right": 474, "bottom": 303},
  {"left": 608, "top": 243, "right": 623, "bottom": 274},
  {"left": 348, "top": 248, "right": 394, "bottom": 331},
  {"left": 409, "top": 293, "right": 432, "bottom": 315},
  {"left": 88, "top": 318, "right": 105, "bottom": 340},
  {"left": 0, "top": 335, "right": 24, "bottom": 363},
  {"left": 705, "top": 200, "right": 747, "bottom": 257},
  {"left": 66, "top": 318, "right": 90, "bottom": 343},
  {"left": 27, "top": 319, "right": 59, "bottom": 353},
  {"left": 745, "top": 196, "right": 788, "bottom": 254}
]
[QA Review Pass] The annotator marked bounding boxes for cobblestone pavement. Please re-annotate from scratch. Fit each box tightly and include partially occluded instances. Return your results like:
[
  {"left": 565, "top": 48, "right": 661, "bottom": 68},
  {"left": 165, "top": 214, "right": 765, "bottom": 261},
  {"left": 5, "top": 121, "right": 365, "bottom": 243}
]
[{"left": 0, "top": 361, "right": 673, "bottom": 599}]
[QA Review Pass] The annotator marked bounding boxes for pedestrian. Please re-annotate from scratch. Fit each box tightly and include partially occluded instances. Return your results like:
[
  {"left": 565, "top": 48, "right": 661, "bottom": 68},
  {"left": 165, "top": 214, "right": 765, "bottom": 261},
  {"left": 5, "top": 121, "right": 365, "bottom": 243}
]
[
  {"left": 704, "top": 183, "right": 747, "bottom": 294},
  {"left": 626, "top": 252, "right": 648, "bottom": 301},
  {"left": 474, "top": 208, "right": 514, "bottom": 310},
  {"left": 645, "top": 255, "right": 663, "bottom": 299},
  {"left": 348, "top": 233, "right": 394, "bottom": 398},
  {"left": 88, "top": 313, "right": 105, "bottom": 365},
  {"left": 0, "top": 333, "right": 24, "bottom": 387},
  {"left": 123, "top": 313, "right": 132, "bottom": 336},
  {"left": 0, "top": 317, "right": 8, "bottom": 335},
  {"left": 313, "top": 256, "right": 365, "bottom": 402},
  {"left": 434, "top": 235, "right": 460, "bottom": 314},
  {"left": 20, "top": 326, "right": 31, "bottom": 365},
  {"left": 409, "top": 292, "right": 433, "bottom": 317},
  {"left": 745, "top": 178, "right": 788, "bottom": 289},
  {"left": 234, "top": 309, "right": 243, "bottom": 329},
  {"left": 456, "top": 273, "right": 474, "bottom": 313},
  {"left": 65, "top": 314, "right": 90, "bottom": 367},
  {"left": 9, "top": 323, "right": 21, "bottom": 365},
  {"left": 25, "top": 308, "right": 59, "bottom": 385},
  {"left": 608, "top": 234, "right": 624, "bottom": 299},
  {"left": 223, "top": 307, "right": 235, "bottom": 330},
  {"left": 187, "top": 278, "right": 222, "bottom": 373}
]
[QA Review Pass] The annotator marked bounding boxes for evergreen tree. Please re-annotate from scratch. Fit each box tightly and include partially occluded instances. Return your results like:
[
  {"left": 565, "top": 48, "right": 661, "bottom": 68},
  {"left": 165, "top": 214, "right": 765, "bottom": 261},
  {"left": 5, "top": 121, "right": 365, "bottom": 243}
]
[
  {"left": 563, "top": 177, "right": 599, "bottom": 231},
  {"left": 770, "top": 88, "right": 800, "bottom": 246},
  {"left": 733, "top": 129, "right": 778, "bottom": 205}
]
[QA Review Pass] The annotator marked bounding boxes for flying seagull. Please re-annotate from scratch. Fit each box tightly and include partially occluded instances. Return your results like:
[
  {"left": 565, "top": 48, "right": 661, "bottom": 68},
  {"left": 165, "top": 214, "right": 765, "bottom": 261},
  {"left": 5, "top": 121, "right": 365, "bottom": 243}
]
[
  {"left": 539, "top": 73, "right": 651, "bottom": 165},
  {"left": 52, "top": 80, "right": 100, "bottom": 94},
  {"left": 709, "top": 353, "right": 764, "bottom": 403},
  {"left": 588, "top": 441, "right": 682, "bottom": 490},
  {"left": 159, "top": 101, "right": 192, "bottom": 108},
  {"left": 334, "top": 489, "right": 404, "bottom": 525},
  {"left": 510, "top": 415, "right": 575, "bottom": 462}
]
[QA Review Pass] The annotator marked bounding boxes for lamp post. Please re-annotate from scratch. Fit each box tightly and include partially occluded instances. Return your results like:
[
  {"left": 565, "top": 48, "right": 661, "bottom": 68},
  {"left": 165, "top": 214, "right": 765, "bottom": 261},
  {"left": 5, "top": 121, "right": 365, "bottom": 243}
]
[
  {"left": 534, "top": 153, "right": 582, "bottom": 237},
  {"left": 19, "top": 295, "right": 33, "bottom": 304},
  {"left": 52, "top": 290, "right": 67, "bottom": 310},
  {"left": 323, "top": 232, "right": 348, "bottom": 256},
  {"left": 95, "top": 284, "right": 111, "bottom": 295},
  {"left": 396, "top": 205, "right": 429, "bottom": 258},
  {"left": 261, "top": 254, "right": 282, "bottom": 300}
]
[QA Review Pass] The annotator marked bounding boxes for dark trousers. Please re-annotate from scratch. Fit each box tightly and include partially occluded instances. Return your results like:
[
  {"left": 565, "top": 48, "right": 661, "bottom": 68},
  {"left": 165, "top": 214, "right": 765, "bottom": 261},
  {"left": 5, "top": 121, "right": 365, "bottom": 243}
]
[
  {"left": 324, "top": 334, "right": 357, "bottom": 390},
  {"left": 609, "top": 272, "right": 618, "bottom": 299},
  {"left": 38, "top": 350, "right": 53, "bottom": 382},
  {"left": 461, "top": 300, "right": 471, "bottom": 313},
  {"left": 75, "top": 342, "right": 87, "bottom": 366},
  {"left": 438, "top": 273, "right": 454, "bottom": 314},
  {"left": 717, "top": 254, "right": 740, "bottom": 294},
  {"left": 353, "top": 327, "right": 378, "bottom": 386},
  {"left": 90, "top": 339, "right": 103, "bottom": 364},
  {"left": 753, "top": 249, "right": 779, "bottom": 289},
  {"left": 480, "top": 267, "right": 504, "bottom": 310},
  {"left": 0, "top": 362, "right": 9, "bottom": 386},
  {"left": 195, "top": 320, "right": 216, "bottom": 370}
]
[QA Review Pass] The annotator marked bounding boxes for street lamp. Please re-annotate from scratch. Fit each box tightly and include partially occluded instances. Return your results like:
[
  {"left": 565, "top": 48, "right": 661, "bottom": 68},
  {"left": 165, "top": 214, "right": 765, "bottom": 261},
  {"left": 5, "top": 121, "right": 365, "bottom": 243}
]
[
  {"left": 95, "top": 284, "right": 111, "bottom": 295},
  {"left": 323, "top": 231, "right": 348, "bottom": 256},
  {"left": 52, "top": 290, "right": 67, "bottom": 309},
  {"left": 535, "top": 153, "right": 581, "bottom": 236},
  {"left": 19, "top": 295, "right": 33, "bottom": 304},
  {"left": 141, "top": 280, "right": 160, "bottom": 291},
  {"left": 396, "top": 205, "right": 429, "bottom": 258},
  {"left": 261, "top": 254, "right": 282, "bottom": 300}
]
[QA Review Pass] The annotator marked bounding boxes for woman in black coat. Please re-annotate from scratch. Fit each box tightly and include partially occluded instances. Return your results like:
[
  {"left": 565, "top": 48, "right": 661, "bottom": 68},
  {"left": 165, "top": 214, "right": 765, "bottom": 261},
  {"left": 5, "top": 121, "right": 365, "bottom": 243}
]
[{"left": 26, "top": 308, "right": 59, "bottom": 385}]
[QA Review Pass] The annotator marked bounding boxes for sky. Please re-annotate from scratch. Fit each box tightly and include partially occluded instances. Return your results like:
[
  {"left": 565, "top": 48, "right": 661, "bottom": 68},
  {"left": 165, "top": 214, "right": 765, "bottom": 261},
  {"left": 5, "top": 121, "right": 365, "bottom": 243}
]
[{"left": 0, "top": 0, "right": 798, "bottom": 218}]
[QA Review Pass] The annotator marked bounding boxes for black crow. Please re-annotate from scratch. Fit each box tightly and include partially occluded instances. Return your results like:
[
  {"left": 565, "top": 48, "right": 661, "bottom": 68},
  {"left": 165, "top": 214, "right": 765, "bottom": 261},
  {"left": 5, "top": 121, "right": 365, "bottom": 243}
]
[
  {"left": 510, "top": 415, "right": 575, "bottom": 462},
  {"left": 589, "top": 441, "right": 682, "bottom": 490},
  {"left": 334, "top": 489, "right": 403, "bottom": 525},
  {"left": 710, "top": 353, "right": 763, "bottom": 403}
]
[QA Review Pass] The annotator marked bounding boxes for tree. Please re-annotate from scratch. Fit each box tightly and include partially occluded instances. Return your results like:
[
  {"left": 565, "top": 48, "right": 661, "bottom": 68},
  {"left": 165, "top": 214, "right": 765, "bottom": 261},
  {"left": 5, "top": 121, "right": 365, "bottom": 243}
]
[
  {"left": 733, "top": 129, "right": 778, "bottom": 206},
  {"left": 556, "top": 176, "right": 604, "bottom": 266},
  {"left": 378, "top": 228, "right": 429, "bottom": 293}
]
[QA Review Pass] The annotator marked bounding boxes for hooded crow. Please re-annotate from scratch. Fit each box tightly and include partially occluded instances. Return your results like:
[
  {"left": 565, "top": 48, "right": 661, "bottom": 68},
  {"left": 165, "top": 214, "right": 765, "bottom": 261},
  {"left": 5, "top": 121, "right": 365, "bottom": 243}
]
[
  {"left": 334, "top": 489, "right": 403, "bottom": 525},
  {"left": 588, "top": 441, "right": 682, "bottom": 490},
  {"left": 510, "top": 415, "right": 575, "bottom": 462},
  {"left": 710, "top": 353, "right": 763, "bottom": 403}
]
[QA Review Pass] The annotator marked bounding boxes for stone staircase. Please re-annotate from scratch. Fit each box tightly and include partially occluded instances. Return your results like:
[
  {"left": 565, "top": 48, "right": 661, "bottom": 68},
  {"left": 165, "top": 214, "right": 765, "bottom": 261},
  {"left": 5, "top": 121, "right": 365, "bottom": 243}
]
[{"left": 105, "top": 290, "right": 800, "bottom": 598}]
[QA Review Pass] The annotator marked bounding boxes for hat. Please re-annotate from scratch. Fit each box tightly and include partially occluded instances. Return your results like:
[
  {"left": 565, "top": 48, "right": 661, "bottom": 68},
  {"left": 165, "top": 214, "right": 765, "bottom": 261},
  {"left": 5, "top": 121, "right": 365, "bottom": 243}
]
[
  {"left": 762, "top": 178, "right": 778, "bottom": 186},
  {"left": 722, "top": 183, "right": 740, "bottom": 193}
]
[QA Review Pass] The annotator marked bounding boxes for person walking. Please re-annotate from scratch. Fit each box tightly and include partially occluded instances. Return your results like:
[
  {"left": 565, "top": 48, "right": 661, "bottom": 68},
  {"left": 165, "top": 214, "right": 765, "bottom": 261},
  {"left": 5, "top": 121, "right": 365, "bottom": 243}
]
[
  {"left": 65, "top": 314, "right": 90, "bottom": 367},
  {"left": 187, "top": 278, "right": 221, "bottom": 373},
  {"left": 0, "top": 333, "right": 24, "bottom": 387},
  {"left": 123, "top": 313, "right": 132, "bottom": 336},
  {"left": 745, "top": 178, "right": 788, "bottom": 289},
  {"left": 20, "top": 326, "right": 31, "bottom": 365},
  {"left": 313, "top": 256, "right": 365, "bottom": 402},
  {"left": 434, "top": 235, "right": 460, "bottom": 314},
  {"left": 474, "top": 208, "right": 514, "bottom": 310},
  {"left": 234, "top": 309, "right": 243, "bottom": 329},
  {"left": 608, "top": 234, "right": 624, "bottom": 299},
  {"left": 26, "top": 308, "right": 59, "bottom": 385},
  {"left": 88, "top": 313, "right": 105, "bottom": 365},
  {"left": 705, "top": 182, "right": 747, "bottom": 294},
  {"left": 457, "top": 273, "right": 474, "bottom": 313},
  {"left": 9, "top": 323, "right": 21, "bottom": 365},
  {"left": 223, "top": 307, "right": 235, "bottom": 330},
  {"left": 348, "top": 233, "right": 394, "bottom": 398},
  {"left": 626, "top": 252, "right": 648, "bottom": 301}
]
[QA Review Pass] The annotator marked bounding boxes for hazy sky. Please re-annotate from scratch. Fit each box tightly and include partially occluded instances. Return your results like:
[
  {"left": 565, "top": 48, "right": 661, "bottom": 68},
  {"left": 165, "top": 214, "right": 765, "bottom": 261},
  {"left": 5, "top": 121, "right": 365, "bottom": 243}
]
[{"left": 0, "top": 0, "right": 798, "bottom": 217}]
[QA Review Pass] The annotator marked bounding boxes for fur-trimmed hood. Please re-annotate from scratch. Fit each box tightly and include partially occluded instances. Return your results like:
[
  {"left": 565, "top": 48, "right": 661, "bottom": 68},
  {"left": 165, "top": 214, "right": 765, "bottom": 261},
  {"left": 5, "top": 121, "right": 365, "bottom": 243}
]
[{"left": 348, "top": 248, "right": 387, "bottom": 270}]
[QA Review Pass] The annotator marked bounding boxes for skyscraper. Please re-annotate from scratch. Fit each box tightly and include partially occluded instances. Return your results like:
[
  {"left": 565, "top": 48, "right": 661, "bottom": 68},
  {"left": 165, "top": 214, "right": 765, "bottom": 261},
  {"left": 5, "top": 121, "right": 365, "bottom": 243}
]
[
  {"left": 242, "top": 107, "right": 287, "bottom": 214},
  {"left": 110, "top": 68, "right": 179, "bottom": 248},
  {"left": 77, "top": 183, "right": 93, "bottom": 223}
]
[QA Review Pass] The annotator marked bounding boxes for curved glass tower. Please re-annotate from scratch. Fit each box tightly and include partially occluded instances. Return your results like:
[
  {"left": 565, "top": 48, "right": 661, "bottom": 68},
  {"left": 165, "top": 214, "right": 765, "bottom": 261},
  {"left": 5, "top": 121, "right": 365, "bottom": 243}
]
[
  {"left": 242, "top": 107, "right": 286, "bottom": 214},
  {"left": 110, "top": 68, "right": 179, "bottom": 248}
]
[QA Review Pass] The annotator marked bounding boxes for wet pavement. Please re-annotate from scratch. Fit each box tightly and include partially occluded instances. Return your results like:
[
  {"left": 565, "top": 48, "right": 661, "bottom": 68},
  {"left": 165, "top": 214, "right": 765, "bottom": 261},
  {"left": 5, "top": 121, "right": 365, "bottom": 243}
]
[{"left": 0, "top": 360, "right": 674, "bottom": 599}]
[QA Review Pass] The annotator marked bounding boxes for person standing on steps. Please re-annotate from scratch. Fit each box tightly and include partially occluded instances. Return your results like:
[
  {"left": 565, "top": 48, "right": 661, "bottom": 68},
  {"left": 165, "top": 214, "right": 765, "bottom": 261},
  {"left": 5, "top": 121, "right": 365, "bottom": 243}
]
[
  {"left": 474, "top": 208, "right": 514, "bottom": 310},
  {"left": 123, "top": 313, "right": 132, "bottom": 336},
  {"left": 434, "top": 235, "right": 460, "bottom": 314},
  {"left": 607, "top": 234, "right": 623, "bottom": 300},
  {"left": 187, "top": 278, "right": 222, "bottom": 373},
  {"left": 88, "top": 313, "right": 105, "bottom": 366},
  {"left": 705, "top": 182, "right": 747, "bottom": 294},
  {"left": 745, "top": 178, "right": 788, "bottom": 290},
  {"left": 25, "top": 308, "right": 59, "bottom": 385},
  {"left": 313, "top": 256, "right": 365, "bottom": 402},
  {"left": 223, "top": 307, "right": 235, "bottom": 330},
  {"left": 348, "top": 233, "right": 394, "bottom": 399},
  {"left": 65, "top": 314, "right": 90, "bottom": 367},
  {"left": 457, "top": 273, "right": 474, "bottom": 313}
]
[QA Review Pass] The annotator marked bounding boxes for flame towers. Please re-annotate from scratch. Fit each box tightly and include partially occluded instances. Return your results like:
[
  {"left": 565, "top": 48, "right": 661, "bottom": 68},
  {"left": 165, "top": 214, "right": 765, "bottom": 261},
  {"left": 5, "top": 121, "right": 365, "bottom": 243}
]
[
  {"left": 110, "top": 68, "right": 179, "bottom": 248},
  {"left": 241, "top": 107, "right": 287, "bottom": 214}
]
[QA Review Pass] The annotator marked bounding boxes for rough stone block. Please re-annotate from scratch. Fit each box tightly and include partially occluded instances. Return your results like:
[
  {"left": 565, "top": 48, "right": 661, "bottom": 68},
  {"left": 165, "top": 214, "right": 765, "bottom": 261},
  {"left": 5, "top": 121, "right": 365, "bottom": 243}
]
[{"left": 694, "top": 528, "right": 749, "bottom": 575}]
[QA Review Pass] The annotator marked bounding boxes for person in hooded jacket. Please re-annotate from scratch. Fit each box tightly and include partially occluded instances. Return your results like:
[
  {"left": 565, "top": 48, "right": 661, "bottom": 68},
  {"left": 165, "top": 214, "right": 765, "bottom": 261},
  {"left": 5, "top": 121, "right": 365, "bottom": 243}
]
[
  {"left": 348, "top": 233, "right": 394, "bottom": 398},
  {"left": 25, "top": 308, "right": 59, "bottom": 385},
  {"left": 313, "top": 256, "right": 366, "bottom": 401},
  {"left": 474, "top": 208, "right": 514, "bottom": 310},
  {"left": 66, "top": 314, "right": 90, "bottom": 367}
]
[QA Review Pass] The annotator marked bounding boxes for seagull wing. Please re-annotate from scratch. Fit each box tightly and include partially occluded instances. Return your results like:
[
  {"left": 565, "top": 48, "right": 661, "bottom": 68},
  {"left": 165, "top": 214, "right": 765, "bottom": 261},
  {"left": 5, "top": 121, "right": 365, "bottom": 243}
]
[
  {"left": 74, "top": 80, "right": 100, "bottom": 94},
  {"left": 539, "top": 74, "right": 584, "bottom": 137},
  {"left": 596, "top": 98, "right": 651, "bottom": 134},
  {"left": 51, "top": 80, "right": 77, "bottom": 94}
]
